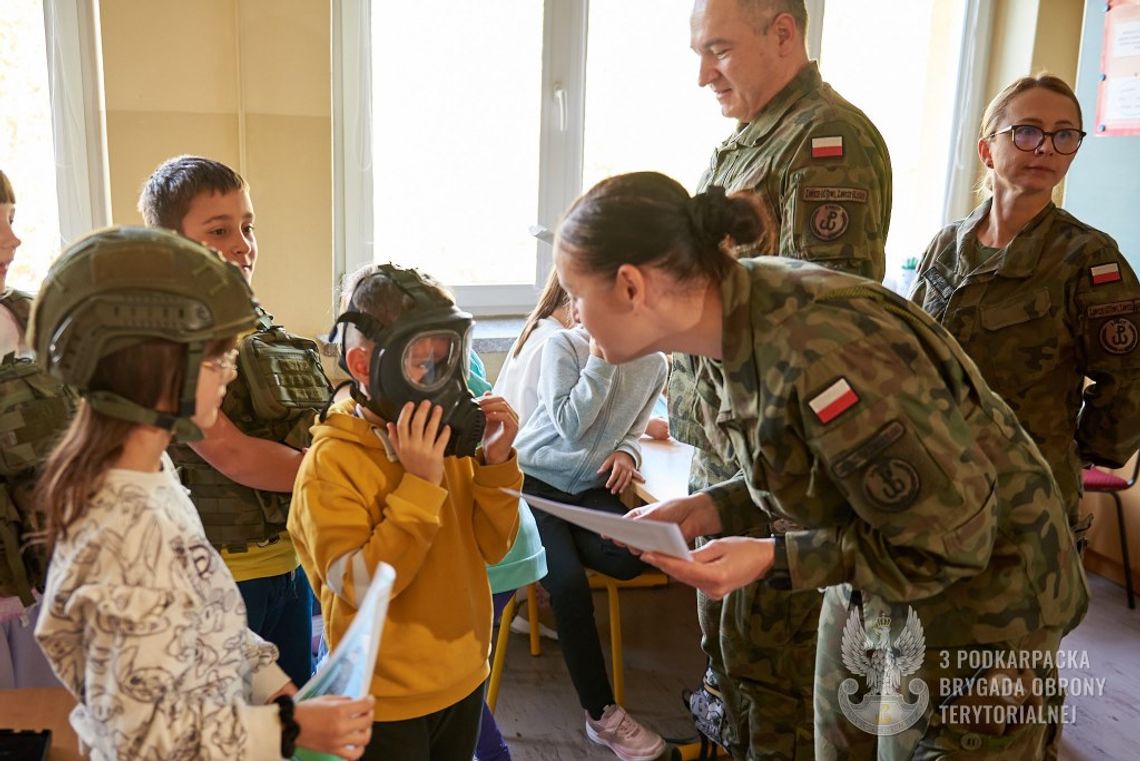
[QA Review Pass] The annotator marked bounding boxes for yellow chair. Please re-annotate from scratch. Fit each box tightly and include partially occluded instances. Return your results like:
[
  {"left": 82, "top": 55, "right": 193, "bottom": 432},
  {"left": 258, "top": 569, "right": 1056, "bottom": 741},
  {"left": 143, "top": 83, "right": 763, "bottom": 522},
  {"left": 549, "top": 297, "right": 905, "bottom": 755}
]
[
  {"left": 486, "top": 572, "right": 667, "bottom": 711},
  {"left": 587, "top": 571, "right": 668, "bottom": 706},
  {"left": 486, "top": 584, "right": 540, "bottom": 712}
]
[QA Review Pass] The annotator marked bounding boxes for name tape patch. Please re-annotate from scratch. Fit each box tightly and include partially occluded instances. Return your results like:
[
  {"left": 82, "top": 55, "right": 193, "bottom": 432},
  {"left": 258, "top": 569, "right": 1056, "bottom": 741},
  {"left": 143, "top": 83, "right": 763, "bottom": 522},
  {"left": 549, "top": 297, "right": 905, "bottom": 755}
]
[
  {"left": 1090, "top": 263, "right": 1122, "bottom": 286},
  {"left": 809, "top": 377, "right": 859, "bottom": 424},
  {"left": 802, "top": 187, "right": 869, "bottom": 203},
  {"left": 832, "top": 420, "right": 905, "bottom": 479},
  {"left": 1088, "top": 299, "right": 1140, "bottom": 319},
  {"left": 811, "top": 136, "right": 844, "bottom": 159},
  {"left": 923, "top": 269, "right": 954, "bottom": 301}
]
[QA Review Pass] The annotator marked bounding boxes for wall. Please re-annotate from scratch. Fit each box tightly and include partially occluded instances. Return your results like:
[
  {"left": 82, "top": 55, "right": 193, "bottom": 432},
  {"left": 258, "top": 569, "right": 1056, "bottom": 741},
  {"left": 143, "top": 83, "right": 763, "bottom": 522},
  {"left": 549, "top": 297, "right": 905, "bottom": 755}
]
[
  {"left": 977, "top": 0, "right": 1085, "bottom": 202},
  {"left": 1066, "top": 0, "right": 1140, "bottom": 271},
  {"left": 1067, "top": 0, "right": 1140, "bottom": 592},
  {"left": 99, "top": 0, "right": 332, "bottom": 340}
]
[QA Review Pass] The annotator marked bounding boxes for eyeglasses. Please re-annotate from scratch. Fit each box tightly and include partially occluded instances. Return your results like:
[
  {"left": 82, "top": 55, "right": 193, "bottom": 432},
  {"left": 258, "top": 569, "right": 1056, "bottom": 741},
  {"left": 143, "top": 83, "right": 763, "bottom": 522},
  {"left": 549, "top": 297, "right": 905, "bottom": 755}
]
[
  {"left": 203, "top": 349, "right": 239, "bottom": 373},
  {"left": 987, "top": 124, "right": 1086, "bottom": 155}
]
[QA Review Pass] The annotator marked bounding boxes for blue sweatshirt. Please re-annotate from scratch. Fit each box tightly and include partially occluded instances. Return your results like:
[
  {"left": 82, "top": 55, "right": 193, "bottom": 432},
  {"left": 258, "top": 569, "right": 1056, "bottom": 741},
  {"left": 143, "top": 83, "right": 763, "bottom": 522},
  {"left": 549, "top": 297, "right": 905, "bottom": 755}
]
[{"left": 515, "top": 326, "right": 668, "bottom": 495}]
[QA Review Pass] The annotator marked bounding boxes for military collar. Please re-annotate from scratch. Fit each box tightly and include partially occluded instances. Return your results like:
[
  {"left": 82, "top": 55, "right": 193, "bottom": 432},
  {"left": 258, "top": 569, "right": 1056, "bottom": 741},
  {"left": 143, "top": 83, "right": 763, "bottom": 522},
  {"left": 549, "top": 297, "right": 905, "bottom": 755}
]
[
  {"left": 955, "top": 199, "right": 1056, "bottom": 280},
  {"left": 724, "top": 62, "right": 822, "bottom": 150},
  {"left": 711, "top": 261, "right": 764, "bottom": 422}
]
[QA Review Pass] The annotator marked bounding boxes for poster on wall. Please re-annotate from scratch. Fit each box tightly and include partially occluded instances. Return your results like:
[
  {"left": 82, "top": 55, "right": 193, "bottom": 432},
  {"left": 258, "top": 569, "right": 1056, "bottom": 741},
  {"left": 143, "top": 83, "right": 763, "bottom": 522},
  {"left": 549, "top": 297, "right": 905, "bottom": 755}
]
[{"left": 1097, "top": 0, "right": 1140, "bottom": 136}]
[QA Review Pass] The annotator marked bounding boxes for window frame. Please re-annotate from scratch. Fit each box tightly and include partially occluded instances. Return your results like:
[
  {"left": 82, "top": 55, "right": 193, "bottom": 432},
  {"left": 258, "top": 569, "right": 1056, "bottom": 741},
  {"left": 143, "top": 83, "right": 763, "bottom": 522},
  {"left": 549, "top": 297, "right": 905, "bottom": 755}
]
[{"left": 336, "top": 0, "right": 987, "bottom": 316}]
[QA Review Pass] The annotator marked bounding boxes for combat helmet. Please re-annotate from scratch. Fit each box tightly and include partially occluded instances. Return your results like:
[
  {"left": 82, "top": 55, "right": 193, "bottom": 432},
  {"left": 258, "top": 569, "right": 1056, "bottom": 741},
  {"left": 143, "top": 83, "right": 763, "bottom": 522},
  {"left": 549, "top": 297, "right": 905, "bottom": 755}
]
[{"left": 28, "top": 226, "right": 259, "bottom": 440}]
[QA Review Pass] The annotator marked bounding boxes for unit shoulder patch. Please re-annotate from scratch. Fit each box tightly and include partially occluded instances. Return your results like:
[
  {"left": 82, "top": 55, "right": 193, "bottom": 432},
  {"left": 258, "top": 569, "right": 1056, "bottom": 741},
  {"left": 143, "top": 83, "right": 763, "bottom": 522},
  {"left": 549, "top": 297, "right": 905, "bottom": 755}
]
[
  {"left": 863, "top": 458, "right": 921, "bottom": 510},
  {"left": 1100, "top": 317, "right": 1138, "bottom": 354},
  {"left": 810, "top": 204, "right": 850, "bottom": 241}
]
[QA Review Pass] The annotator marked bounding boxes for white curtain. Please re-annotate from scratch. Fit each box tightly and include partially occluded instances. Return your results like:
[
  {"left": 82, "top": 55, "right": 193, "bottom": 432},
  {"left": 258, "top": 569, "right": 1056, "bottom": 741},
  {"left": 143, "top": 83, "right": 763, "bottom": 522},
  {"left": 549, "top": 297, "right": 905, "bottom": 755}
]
[
  {"left": 331, "top": 0, "right": 374, "bottom": 313},
  {"left": 42, "top": 0, "right": 111, "bottom": 244}
]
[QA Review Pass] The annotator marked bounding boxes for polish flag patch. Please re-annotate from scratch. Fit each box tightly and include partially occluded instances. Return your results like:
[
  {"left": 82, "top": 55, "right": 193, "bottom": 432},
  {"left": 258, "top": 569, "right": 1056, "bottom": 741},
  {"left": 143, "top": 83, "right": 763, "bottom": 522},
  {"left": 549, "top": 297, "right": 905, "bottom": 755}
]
[
  {"left": 811, "top": 136, "right": 844, "bottom": 159},
  {"left": 809, "top": 378, "right": 859, "bottom": 424},
  {"left": 1090, "top": 263, "right": 1122, "bottom": 286}
]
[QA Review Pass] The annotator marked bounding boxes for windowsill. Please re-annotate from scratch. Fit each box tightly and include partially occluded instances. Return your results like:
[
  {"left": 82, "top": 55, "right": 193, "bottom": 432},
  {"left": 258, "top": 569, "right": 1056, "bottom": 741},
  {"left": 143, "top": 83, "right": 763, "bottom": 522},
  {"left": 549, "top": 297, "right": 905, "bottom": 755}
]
[{"left": 472, "top": 315, "right": 525, "bottom": 354}]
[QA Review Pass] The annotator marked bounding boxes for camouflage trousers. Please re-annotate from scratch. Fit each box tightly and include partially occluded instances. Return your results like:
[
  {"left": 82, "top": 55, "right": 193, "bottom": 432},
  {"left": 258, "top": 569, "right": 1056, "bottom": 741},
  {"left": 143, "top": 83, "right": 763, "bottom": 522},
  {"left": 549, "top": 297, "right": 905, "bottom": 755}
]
[
  {"left": 814, "top": 585, "right": 1066, "bottom": 760},
  {"left": 698, "top": 579, "right": 821, "bottom": 760}
]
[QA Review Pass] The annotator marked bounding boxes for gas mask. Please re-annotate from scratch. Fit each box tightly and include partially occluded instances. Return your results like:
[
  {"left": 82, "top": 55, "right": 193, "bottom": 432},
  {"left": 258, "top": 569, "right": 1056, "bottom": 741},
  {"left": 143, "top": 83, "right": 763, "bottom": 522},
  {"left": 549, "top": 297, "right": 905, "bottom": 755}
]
[{"left": 333, "top": 268, "right": 485, "bottom": 458}]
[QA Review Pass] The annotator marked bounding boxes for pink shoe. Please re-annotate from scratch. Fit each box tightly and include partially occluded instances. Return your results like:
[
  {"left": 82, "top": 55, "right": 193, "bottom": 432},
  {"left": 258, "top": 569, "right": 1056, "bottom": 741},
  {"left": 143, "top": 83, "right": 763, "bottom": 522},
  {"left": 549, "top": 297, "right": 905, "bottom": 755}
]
[{"left": 585, "top": 705, "right": 665, "bottom": 761}]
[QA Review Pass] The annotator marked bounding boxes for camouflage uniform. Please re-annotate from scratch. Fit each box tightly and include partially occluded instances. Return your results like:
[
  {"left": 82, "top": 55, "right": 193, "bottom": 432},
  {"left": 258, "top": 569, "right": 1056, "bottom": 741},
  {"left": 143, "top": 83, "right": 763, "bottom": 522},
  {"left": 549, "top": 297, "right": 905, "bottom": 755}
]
[
  {"left": 911, "top": 201, "right": 1140, "bottom": 545},
  {"left": 695, "top": 257, "right": 1088, "bottom": 759},
  {"left": 670, "top": 62, "right": 892, "bottom": 760}
]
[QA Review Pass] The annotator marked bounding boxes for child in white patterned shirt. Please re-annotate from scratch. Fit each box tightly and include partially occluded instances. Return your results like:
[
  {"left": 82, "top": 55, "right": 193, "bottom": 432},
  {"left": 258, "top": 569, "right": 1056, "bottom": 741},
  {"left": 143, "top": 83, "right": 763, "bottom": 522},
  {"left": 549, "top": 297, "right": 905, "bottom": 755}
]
[{"left": 31, "top": 227, "right": 373, "bottom": 760}]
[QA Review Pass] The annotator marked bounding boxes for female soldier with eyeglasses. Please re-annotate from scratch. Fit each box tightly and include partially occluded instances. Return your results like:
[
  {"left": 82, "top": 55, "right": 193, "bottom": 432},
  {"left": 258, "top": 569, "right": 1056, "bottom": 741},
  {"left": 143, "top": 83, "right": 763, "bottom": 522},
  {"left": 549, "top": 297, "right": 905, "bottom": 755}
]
[{"left": 911, "top": 75, "right": 1140, "bottom": 566}]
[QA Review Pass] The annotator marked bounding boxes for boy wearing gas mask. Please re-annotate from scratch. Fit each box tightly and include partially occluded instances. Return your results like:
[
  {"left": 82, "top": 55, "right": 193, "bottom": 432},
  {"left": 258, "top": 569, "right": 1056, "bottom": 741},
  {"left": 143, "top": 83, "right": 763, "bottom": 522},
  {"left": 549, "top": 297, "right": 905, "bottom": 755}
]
[{"left": 287, "top": 264, "right": 522, "bottom": 761}]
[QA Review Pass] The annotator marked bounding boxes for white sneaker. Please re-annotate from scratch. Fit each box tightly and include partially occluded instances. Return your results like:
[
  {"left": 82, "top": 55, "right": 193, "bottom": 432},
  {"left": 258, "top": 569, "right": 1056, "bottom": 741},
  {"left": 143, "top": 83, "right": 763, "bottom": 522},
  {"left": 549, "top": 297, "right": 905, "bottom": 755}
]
[
  {"left": 585, "top": 705, "right": 665, "bottom": 761},
  {"left": 509, "top": 613, "right": 559, "bottom": 641}
]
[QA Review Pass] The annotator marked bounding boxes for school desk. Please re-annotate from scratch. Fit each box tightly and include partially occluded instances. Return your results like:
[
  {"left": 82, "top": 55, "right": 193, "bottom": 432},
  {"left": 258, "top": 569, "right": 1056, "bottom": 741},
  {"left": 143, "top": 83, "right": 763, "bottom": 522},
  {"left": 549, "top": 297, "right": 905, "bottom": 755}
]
[{"left": 625, "top": 436, "right": 696, "bottom": 507}]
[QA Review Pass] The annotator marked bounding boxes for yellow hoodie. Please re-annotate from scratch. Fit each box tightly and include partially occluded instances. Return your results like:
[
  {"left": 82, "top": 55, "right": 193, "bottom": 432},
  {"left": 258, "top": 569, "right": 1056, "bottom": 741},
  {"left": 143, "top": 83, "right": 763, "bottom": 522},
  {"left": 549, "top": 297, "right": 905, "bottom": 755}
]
[{"left": 288, "top": 398, "right": 521, "bottom": 721}]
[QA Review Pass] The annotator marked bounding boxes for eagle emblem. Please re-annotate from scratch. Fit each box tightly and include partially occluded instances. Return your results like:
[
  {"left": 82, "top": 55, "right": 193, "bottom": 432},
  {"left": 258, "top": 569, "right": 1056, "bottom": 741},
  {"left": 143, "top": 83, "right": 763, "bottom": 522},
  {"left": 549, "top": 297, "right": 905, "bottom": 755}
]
[{"left": 838, "top": 605, "right": 930, "bottom": 735}]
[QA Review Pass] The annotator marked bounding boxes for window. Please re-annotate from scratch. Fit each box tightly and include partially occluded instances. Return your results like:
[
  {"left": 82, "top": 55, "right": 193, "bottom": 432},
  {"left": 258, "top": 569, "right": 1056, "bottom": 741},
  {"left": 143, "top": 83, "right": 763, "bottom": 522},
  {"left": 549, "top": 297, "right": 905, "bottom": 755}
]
[
  {"left": 819, "top": 0, "right": 973, "bottom": 278},
  {"left": 370, "top": 1, "right": 544, "bottom": 291},
  {"left": 362, "top": 1, "right": 729, "bottom": 314},
  {"left": 0, "top": 0, "right": 62, "bottom": 292},
  {"left": 346, "top": 0, "right": 986, "bottom": 312},
  {"left": 582, "top": 1, "right": 729, "bottom": 193}
]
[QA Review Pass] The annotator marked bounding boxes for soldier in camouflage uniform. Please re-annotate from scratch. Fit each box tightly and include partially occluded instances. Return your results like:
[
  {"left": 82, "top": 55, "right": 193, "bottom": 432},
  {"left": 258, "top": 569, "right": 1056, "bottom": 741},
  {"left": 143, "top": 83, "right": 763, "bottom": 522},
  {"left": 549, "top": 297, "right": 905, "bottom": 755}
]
[
  {"left": 673, "top": 1, "right": 892, "bottom": 757},
  {"left": 138, "top": 156, "right": 332, "bottom": 688},
  {"left": 911, "top": 76, "right": 1140, "bottom": 554},
  {"left": 554, "top": 171, "right": 1089, "bottom": 760}
]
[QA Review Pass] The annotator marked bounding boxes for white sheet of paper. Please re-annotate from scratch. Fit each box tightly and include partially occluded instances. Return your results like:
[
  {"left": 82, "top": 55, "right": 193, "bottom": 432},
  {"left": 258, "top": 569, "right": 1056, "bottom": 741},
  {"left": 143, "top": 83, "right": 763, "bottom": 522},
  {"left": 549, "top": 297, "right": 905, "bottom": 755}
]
[
  {"left": 296, "top": 561, "right": 395, "bottom": 702},
  {"left": 507, "top": 488, "right": 692, "bottom": 559}
]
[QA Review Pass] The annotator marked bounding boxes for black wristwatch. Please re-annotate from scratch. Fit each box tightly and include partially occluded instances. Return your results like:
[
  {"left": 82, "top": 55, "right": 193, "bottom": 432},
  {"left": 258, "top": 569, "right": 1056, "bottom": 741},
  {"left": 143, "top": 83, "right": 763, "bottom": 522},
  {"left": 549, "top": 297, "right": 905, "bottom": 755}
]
[
  {"left": 767, "top": 535, "right": 792, "bottom": 590},
  {"left": 275, "top": 695, "right": 300, "bottom": 757}
]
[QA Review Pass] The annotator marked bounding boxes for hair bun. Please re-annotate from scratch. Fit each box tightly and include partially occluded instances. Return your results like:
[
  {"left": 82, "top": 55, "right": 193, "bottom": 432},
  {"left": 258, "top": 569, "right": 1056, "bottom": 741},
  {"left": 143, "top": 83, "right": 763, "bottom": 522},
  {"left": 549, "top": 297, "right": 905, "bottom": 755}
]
[
  {"left": 687, "top": 186, "right": 732, "bottom": 247},
  {"left": 688, "top": 185, "right": 764, "bottom": 250}
]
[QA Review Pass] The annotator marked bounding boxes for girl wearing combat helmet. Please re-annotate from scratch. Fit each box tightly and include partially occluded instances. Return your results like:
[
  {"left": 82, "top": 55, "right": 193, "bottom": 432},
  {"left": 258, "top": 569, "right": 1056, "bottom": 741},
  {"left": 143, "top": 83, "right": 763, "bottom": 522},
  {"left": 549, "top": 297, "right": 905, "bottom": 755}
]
[
  {"left": 31, "top": 227, "right": 373, "bottom": 760},
  {"left": 552, "top": 172, "right": 1087, "bottom": 759},
  {"left": 911, "top": 75, "right": 1140, "bottom": 558}
]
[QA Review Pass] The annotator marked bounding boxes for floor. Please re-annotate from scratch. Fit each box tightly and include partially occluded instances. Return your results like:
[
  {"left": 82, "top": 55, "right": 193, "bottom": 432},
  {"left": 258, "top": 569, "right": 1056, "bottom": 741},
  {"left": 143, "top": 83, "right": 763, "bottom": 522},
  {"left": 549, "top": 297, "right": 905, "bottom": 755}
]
[{"left": 490, "top": 572, "right": 1140, "bottom": 761}]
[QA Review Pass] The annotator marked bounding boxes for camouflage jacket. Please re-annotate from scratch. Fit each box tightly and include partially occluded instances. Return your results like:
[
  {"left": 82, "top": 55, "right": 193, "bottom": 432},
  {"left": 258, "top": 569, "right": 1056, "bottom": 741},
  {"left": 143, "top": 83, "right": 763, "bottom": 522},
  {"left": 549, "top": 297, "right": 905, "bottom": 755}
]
[
  {"left": 697, "top": 258, "right": 1087, "bottom": 646},
  {"left": 911, "top": 200, "right": 1140, "bottom": 527},
  {"left": 671, "top": 61, "right": 893, "bottom": 497}
]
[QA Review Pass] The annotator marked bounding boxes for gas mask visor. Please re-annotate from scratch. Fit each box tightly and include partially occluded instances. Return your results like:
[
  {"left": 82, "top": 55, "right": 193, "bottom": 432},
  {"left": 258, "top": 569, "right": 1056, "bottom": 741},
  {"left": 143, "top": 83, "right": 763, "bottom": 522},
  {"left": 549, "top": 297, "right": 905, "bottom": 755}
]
[{"left": 335, "top": 305, "right": 485, "bottom": 458}]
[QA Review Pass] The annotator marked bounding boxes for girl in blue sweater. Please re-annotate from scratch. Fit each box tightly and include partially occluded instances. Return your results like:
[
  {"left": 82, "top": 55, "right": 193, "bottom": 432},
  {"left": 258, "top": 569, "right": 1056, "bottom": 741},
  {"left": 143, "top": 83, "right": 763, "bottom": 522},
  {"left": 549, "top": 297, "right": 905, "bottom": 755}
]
[{"left": 514, "top": 325, "right": 667, "bottom": 761}]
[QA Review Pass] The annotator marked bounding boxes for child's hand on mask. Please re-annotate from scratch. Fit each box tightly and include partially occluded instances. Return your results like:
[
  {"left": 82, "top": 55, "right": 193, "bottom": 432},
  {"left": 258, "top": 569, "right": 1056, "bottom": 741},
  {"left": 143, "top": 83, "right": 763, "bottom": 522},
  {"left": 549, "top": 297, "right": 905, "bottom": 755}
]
[
  {"left": 387, "top": 400, "right": 450, "bottom": 485},
  {"left": 476, "top": 393, "right": 519, "bottom": 465},
  {"left": 598, "top": 451, "right": 644, "bottom": 494}
]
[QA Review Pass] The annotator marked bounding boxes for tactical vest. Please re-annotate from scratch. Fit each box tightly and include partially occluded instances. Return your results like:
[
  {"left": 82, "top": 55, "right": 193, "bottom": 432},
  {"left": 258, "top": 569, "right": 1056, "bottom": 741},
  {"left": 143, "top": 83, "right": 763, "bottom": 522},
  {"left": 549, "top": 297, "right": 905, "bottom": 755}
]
[
  {"left": 0, "top": 352, "right": 79, "bottom": 603},
  {"left": 0, "top": 288, "right": 32, "bottom": 333},
  {"left": 170, "top": 310, "right": 332, "bottom": 552}
]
